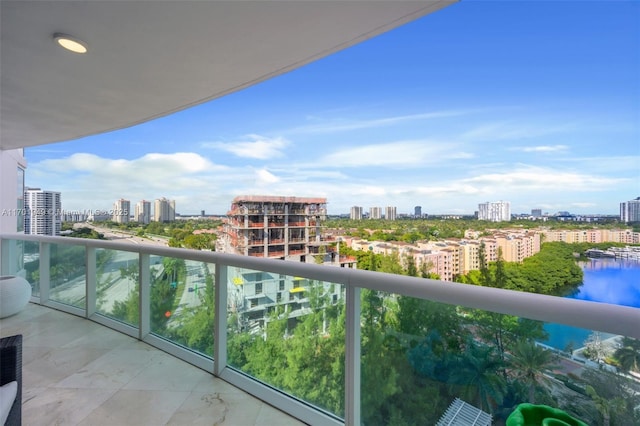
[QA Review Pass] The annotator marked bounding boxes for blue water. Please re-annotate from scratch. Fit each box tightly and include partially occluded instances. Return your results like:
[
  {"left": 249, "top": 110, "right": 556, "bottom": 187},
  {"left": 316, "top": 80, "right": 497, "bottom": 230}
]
[{"left": 542, "top": 258, "right": 640, "bottom": 350}]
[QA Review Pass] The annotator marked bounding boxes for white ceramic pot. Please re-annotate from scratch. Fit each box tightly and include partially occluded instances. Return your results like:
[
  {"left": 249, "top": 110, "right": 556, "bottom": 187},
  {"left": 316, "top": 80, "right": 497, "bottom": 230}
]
[{"left": 0, "top": 275, "right": 31, "bottom": 318}]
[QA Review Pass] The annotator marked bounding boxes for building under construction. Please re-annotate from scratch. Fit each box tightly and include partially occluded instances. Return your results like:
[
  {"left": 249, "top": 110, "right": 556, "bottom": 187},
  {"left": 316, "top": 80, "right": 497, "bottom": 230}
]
[
  {"left": 220, "top": 195, "right": 356, "bottom": 334},
  {"left": 222, "top": 195, "right": 329, "bottom": 261}
]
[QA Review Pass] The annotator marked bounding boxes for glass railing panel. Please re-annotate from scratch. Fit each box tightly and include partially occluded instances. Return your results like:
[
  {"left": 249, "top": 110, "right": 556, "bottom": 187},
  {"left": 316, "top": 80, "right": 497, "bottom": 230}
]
[
  {"left": 358, "top": 292, "right": 640, "bottom": 426},
  {"left": 535, "top": 322, "right": 640, "bottom": 426},
  {"left": 24, "top": 240, "right": 39, "bottom": 296},
  {"left": 148, "top": 256, "right": 215, "bottom": 358},
  {"left": 47, "top": 242, "right": 86, "bottom": 308},
  {"left": 1, "top": 238, "right": 23, "bottom": 276},
  {"left": 226, "top": 266, "right": 346, "bottom": 418},
  {"left": 95, "top": 248, "right": 140, "bottom": 327}
]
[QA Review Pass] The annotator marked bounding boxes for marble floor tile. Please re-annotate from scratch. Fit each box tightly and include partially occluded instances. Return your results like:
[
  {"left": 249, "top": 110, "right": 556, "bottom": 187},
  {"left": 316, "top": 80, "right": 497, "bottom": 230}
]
[
  {"left": 23, "top": 345, "right": 106, "bottom": 388},
  {"left": 123, "top": 351, "right": 208, "bottom": 392},
  {"left": 54, "top": 347, "right": 161, "bottom": 389},
  {"left": 166, "top": 391, "right": 229, "bottom": 425},
  {"left": 3, "top": 303, "right": 307, "bottom": 426},
  {"left": 22, "top": 387, "right": 117, "bottom": 425},
  {"left": 77, "top": 389, "right": 190, "bottom": 426}
]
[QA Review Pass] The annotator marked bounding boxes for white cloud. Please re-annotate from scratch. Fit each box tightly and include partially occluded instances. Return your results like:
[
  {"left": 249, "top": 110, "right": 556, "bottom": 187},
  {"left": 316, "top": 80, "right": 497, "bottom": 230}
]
[
  {"left": 201, "top": 135, "right": 289, "bottom": 159},
  {"left": 27, "top": 152, "right": 228, "bottom": 211},
  {"left": 461, "top": 165, "right": 627, "bottom": 192},
  {"left": 315, "top": 140, "right": 473, "bottom": 168},
  {"left": 255, "top": 168, "right": 280, "bottom": 185},
  {"left": 510, "top": 145, "right": 569, "bottom": 153},
  {"left": 286, "top": 109, "right": 478, "bottom": 135},
  {"left": 461, "top": 122, "right": 575, "bottom": 142}
]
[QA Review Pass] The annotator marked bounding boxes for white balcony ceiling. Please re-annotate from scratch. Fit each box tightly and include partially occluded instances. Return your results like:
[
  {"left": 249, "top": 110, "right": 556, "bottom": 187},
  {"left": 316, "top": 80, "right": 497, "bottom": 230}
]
[{"left": 0, "top": 0, "right": 454, "bottom": 150}]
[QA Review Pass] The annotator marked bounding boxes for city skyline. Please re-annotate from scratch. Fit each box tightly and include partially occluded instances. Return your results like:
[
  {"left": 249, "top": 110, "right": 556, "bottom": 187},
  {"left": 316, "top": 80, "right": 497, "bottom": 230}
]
[{"left": 24, "top": 1, "right": 639, "bottom": 216}]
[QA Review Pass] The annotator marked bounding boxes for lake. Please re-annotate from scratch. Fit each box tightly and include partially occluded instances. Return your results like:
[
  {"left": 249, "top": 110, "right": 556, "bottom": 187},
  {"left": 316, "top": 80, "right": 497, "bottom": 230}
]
[{"left": 541, "top": 258, "right": 640, "bottom": 351}]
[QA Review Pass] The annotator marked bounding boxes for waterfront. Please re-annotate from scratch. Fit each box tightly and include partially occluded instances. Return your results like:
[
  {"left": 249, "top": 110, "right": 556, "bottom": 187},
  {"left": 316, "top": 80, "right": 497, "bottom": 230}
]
[{"left": 543, "top": 257, "right": 640, "bottom": 350}]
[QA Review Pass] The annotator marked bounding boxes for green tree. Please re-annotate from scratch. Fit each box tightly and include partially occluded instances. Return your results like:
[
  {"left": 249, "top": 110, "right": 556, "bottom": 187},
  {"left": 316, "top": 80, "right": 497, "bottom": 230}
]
[
  {"left": 580, "top": 368, "right": 640, "bottom": 426},
  {"left": 448, "top": 339, "right": 506, "bottom": 414},
  {"left": 405, "top": 254, "right": 418, "bottom": 277},
  {"left": 586, "top": 385, "right": 625, "bottom": 426},
  {"left": 613, "top": 337, "right": 640, "bottom": 373},
  {"left": 170, "top": 267, "right": 215, "bottom": 355},
  {"left": 508, "top": 341, "right": 557, "bottom": 403},
  {"left": 494, "top": 248, "right": 507, "bottom": 289}
]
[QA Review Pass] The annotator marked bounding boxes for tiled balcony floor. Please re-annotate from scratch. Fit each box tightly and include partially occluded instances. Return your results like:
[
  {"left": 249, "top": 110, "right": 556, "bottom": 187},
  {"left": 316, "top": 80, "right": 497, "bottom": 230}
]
[{"left": 0, "top": 303, "right": 306, "bottom": 426}]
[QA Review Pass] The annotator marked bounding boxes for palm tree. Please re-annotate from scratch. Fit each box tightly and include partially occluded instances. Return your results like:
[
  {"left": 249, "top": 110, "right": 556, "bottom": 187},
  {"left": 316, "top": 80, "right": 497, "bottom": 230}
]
[
  {"left": 586, "top": 385, "right": 625, "bottom": 426},
  {"left": 613, "top": 337, "right": 640, "bottom": 373},
  {"left": 449, "top": 339, "right": 506, "bottom": 413},
  {"left": 508, "top": 341, "right": 557, "bottom": 404}
]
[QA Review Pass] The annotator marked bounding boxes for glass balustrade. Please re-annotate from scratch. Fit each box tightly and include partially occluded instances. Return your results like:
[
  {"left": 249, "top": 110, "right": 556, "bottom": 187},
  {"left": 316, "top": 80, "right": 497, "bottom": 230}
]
[
  {"left": 48, "top": 242, "right": 86, "bottom": 309},
  {"left": 147, "top": 256, "right": 216, "bottom": 358},
  {"left": 226, "top": 266, "right": 347, "bottom": 418},
  {"left": 95, "top": 248, "right": 140, "bottom": 327},
  {"left": 2, "top": 235, "right": 638, "bottom": 426},
  {"left": 357, "top": 291, "right": 640, "bottom": 425},
  {"left": 23, "top": 240, "right": 39, "bottom": 296}
]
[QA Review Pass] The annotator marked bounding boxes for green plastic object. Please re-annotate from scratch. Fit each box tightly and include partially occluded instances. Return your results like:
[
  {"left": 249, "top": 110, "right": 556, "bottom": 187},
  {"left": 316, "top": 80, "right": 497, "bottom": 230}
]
[{"left": 506, "top": 403, "right": 589, "bottom": 426}]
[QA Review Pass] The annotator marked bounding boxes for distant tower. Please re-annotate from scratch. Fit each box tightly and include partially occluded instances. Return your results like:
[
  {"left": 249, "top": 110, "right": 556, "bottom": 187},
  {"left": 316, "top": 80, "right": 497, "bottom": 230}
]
[
  {"left": 350, "top": 206, "right": 363, "bottom": 220},
  {"left": 113, "top": 199, "right": 130, "bottom": 223},
  {"left": 385, "top": 206, "right": 397, "bottom": 221},
  {"left": 414, "top": 206, "right": 422, "bottom": 218},
  {"left": 478, "top": 201, "right": 511, "bottom": 222},
  {"left": 154, "top": 197, "right": 176, "bottom": 222},
  {"left": 531, "top": 209, "right": 542, "bottom": 218},
  {"left": 369, "top": 207, "right": 382, "bottom": 220},
  {"left": 24, "top": 188, "right": 62, "bottom": 235},
  {"left": 135, "top": 200, "right": 151, "bottom": 224},
  {"left": 620, "top": 197, "right": 640, "bottom": 223}
]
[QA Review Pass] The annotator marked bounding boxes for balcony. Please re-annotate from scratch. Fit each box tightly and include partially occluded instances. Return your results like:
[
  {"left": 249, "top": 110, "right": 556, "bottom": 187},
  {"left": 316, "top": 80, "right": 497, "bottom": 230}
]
[
  {"left": 1, "top": 233, "right": 639, "bottom": 425},
  {"left": 0, "top": 303, "right": 304, "bottom": 426}
]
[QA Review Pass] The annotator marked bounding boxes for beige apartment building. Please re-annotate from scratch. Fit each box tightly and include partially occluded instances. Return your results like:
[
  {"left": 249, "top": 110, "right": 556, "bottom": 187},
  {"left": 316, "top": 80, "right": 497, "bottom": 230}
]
[
  {"left": 347, "top": 229, "right": 541, "bottom": 281},
  {"left": 540, "top": 228, "right": 640, "bottom": 244}
]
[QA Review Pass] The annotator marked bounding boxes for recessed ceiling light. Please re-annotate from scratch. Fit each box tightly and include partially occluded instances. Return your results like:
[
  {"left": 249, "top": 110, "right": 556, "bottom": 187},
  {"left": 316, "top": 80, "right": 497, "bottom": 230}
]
[{"left": 53, "top": 33, "right": 87, "bottom": 54}]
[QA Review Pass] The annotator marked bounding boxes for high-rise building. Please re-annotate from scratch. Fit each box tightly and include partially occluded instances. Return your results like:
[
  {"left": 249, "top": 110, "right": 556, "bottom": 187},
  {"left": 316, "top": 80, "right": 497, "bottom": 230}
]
[
  {"left": 222, "top": 195, "right": 328, "bottom": 261},
  {"left": 369, "top": 206, "right": 382, "bottom": 220},
  {"left": 222, "top": 195, "right": 345, "bottom": 332},
  {"left": 154, "top": 197, "right": 176, "bottom": 222},
  {"left": 385, "top": 206, "right": 397, "bottom": 220},
  {"left": 620, "top": 197, "right": 640, "bottom": 223},
  {"left": 350, "top": 206, "right": 363, "bottom": 220},
  {"left": 135, "top": 200, "right": 151, "bottom": 224},
  {"left": 414, "top": 206, "right": 422, "bottom": 218},
  {"left": 24, "top": 188, "right": 61, "bottom": 236},
  {"left": 531, "top": 209, "right": 542, "bottom": 218},
  {"left": 478, "top": 201, "right": 511, "bottom": 222},
  {"left": 112, "top": 199, "right": 130, "bottom": 223}
]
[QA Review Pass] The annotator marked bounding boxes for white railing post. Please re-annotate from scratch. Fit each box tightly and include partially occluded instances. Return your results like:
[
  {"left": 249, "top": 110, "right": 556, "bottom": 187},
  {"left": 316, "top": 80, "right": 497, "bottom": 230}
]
[
  {"left": 214, "top": 262, "right": 228, "bottom": 376},
  {"left": 86, "top": 246, "right": 96, "bottom": 318},
  {"left": 39, "top": 242, "right": 50, "bottom": 303},
  {"left": 139, "top": 253, "right": 150, "bottom": 339},
  {"left": 345, "top": 284, "right": 361, "bottom": 426}
]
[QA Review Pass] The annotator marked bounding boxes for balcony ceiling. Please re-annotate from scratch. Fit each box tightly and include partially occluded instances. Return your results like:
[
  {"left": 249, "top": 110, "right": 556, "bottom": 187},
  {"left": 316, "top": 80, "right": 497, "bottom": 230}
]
[{"left": 0, "top": 0, "right": 454, "bottom": 150}]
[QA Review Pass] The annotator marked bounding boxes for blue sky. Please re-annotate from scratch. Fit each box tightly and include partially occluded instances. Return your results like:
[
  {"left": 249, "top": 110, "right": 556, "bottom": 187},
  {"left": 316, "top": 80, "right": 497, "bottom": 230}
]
[{"left": 26, "top": 1, "right": 640, "bottom": 216}]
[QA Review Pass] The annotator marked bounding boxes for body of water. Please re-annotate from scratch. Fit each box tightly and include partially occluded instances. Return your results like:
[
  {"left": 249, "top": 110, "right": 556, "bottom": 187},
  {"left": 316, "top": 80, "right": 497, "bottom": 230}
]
[{"left": 542, "top": 258, "right": 640, "bottom": 351}]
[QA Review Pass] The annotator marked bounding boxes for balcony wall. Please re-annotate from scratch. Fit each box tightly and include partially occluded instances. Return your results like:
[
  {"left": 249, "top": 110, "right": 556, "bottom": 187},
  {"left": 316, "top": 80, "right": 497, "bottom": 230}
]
[{"left": 1, "top": 233, "right": 639, "bottom": 425}]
